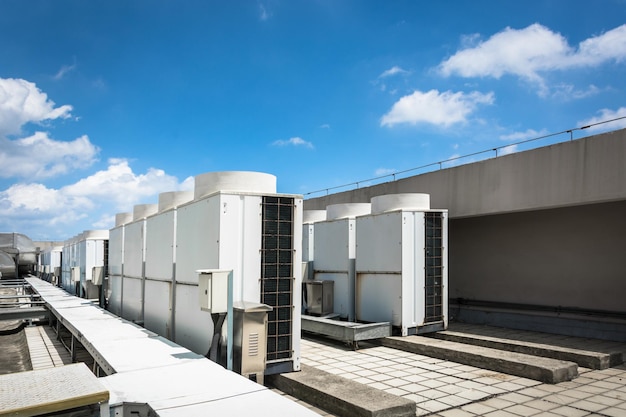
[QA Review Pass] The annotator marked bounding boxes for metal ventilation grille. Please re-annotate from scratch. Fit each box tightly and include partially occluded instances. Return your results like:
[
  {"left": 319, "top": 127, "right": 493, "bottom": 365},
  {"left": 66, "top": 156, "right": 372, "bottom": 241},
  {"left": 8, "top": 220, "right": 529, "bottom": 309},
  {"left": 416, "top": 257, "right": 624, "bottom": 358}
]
[
  {"left": 261, "top": 196, "right": 294, "bottom": 362},
  {"left": 425, "top": 212, "right": 444, "bottom": 323}
]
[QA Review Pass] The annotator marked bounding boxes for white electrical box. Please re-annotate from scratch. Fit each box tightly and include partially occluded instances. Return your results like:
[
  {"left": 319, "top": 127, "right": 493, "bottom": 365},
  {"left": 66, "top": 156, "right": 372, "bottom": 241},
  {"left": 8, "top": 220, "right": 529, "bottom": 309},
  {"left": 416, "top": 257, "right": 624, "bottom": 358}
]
[
  {"left": 198, "top": 269, "right": 231, "bottom": 313},
  {"left": 92, "top": 266, "right": 104, "bottom": 285},
  {"left": 71, "top": 266, "right": 80, "bottom": 283}
]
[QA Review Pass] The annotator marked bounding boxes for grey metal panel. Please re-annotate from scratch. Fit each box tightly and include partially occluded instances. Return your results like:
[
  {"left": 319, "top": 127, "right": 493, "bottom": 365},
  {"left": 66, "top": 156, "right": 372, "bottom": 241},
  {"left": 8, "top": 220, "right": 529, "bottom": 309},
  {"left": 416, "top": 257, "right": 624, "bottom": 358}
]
[
  {"left": 355, "top": 212, "right": 403, "bottom": 273},
  {"left": 173, "top": 283, "right": 212, "bottom": 355},
  {"left": 356, "top": 272, "right": 402, "bottom": 326},
  {"left": 144, "top": 279, "right": 171, "bottom": 338},
  {"left": 123, "top": 221, "right": 144, "bottom": 279},
  {"left": 108, "top": 227, "right": 124, "bottom": 276},
  {"left": 108, "top": 275, "right": 123, "bottom": 316},
  {"left": 175, "top": 198, "right": 219, "bottom": 285},
  {"left": 121, "top": 276, "right": 143, "bottom": 323},
  {"left": 145, "top": 211, "right": 175, "bottom": 281}
]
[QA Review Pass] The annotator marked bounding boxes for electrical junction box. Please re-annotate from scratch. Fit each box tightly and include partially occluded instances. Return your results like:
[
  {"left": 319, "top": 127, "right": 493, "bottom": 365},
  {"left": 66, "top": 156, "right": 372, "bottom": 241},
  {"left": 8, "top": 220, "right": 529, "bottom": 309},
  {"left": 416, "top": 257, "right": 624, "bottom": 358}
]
[{"left": 198, "top": 269, "right": 231, "bottom": 314}]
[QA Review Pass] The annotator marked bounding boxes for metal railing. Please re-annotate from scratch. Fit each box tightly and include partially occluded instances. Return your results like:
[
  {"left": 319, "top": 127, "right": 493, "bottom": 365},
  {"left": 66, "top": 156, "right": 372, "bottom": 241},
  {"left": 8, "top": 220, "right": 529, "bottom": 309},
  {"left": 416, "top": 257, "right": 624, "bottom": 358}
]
[{"left": 304, "top": 116, "right": 626, "bottom": 198}]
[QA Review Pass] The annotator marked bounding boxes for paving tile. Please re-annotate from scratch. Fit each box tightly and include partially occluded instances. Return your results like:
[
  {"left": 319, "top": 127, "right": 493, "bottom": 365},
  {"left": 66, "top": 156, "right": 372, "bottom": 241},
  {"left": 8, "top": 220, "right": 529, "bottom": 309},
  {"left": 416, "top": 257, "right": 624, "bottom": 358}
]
[
  {"left": 439, "top": 408, "right": 475, "bottom": 417},
  {"left": 504, "top": 404, "right": 542, "bottom": 416},
  {"left": 384, "top": 387, "right": 409, "bottom": 396},
  {"left": 418, "top": 399, "right": 450, "bottom": 413},
  {"left": 523, "top": 399, "right": 561, "bottom": 411},
  {"left": 587, "top": 394, "right": 625, "bottom": 407},
  {"left": 568, "top": 399, "right": 608, "bottom": 413},
  {"left": 483, "top": 410, "right": 519, "bottom": 417},
  {"left": 549, "top": 406, "right": 590, "bottom": 417},
  {"left": 461, "top": 402, "right": 497, "bottom": 415}
]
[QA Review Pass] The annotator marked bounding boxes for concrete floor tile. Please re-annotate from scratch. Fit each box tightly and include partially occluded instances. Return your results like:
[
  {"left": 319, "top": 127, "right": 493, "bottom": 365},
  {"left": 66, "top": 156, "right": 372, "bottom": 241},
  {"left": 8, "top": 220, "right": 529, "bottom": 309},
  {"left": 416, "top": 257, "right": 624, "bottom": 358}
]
[
  {"left": 492, "top": 381, "right": 525, "bottom": 391},
  {"left": 481, "top": 397, "right": 516, "bottom": 409},
  {"left": 384, "top": 387, "right": 409, "bottom": 396},
  {"left": 456, "top": 388, "right": 492, "bottom": 401},
  {"left": 549, "top": 406, "right": 590, "bottom": 417},
  {"left": 418, "top": 399, "right": 450, "bottom": 413},
  {"left": 439, "top": 408, "right": 475, "bottom": 417},
  {"left": 461, "top": 402, "right": 497, "bottom": 415},
  {"left": 368, "top": 381, "right": 390, "bottom": 390},
  {"left": 387, "top": 369, "right": 411, "bottom": 378},
  {"left": 367, "top": 373, "right": 393, "bottom": 382},
  {"left": 400, "top": 374, "right": 427, "bottom": 383},
  {"left": 524, "top": 399, "right": 560, "bottom": 411},
  {"left": 569, "top": 399, "right": 607, "bottom": 413},
  {"left": 601, "top": 407, "right": 626, "bottom": 417},
  {"left": 483, "top": 410, "right": 519, "bottom": 417},
  {"left": 397, "top": 382, "right": 431, "bottom": 393},
  {"left": 438, "top": 375, "right": 464, "bottom": 384},
  {"left": 420, "top": 379, "right": 447, "bottom": 389},
  {"left": 437, "top": 384, "right": 465, "bottom": 395},
  {"left": 504, "top": 404, "right": 542, "bottom": 416},
  {"left": 438, "top": 395, "right": 473, "bottom": 408},
  {"left": 588, "top": 394, "right": 625, "bottom": 407},
  {"left": 384, "top": 378, "right": 412, "bottom": 388}
]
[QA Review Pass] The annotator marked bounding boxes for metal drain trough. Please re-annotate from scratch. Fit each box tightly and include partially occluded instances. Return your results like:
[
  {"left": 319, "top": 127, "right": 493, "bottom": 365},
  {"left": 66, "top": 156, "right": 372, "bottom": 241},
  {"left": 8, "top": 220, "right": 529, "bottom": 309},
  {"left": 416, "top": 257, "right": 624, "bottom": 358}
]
[{"left": 302, "top": 315, "right": 390, "bottom": 348}]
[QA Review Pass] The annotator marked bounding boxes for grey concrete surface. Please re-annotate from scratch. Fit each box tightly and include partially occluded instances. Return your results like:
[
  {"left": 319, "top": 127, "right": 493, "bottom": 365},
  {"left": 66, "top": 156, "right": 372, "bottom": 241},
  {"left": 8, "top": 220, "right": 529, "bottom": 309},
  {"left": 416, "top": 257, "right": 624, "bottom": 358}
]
[
  {"left": 382, "top": 336, "right": 578, "bottom": 384},
  {"left": 305, "top": 128, "right": 626, "bottom": 218},
  {"left": 267, "top": 364, "right": 416, "bottom": 417},
  {"left": 430, "top": 323, "right": 625, "bottom": 369}
]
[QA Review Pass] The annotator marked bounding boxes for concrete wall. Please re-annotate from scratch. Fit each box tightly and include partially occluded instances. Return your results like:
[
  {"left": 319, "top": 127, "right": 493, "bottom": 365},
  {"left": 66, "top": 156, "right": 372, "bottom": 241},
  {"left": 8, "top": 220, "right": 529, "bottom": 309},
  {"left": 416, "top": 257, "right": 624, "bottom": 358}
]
[
  {"left": 305, "top": 128, "right": 626, "bottom": 218},
  {"left": 449, "top": 200, "right": 626, "bottom": 313},
  {"left": 304, "top": 128, "right": 626, "bottom": 320}
]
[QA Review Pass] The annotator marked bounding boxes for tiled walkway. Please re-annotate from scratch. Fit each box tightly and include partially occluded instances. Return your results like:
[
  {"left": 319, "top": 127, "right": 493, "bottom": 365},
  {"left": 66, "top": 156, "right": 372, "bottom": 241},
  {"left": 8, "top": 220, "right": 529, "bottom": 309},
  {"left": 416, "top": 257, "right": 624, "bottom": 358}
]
[
  {"left": 24, "top": 325, "right": 72, "bottom": 369},
  {"left": 300, "top": 336, "right": 626, "bottom": 416}
]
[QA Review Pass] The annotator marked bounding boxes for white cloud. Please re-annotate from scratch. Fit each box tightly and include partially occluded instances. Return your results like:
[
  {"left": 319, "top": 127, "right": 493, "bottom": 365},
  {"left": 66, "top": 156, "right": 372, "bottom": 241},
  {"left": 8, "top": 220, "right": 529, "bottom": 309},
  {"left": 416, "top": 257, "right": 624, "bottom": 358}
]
[
  {"left": 63, "top": 158, "right": 182, "bottom": 210},
  {"left": 380, "top": 89, "right": 494, "bottom": 127},
  {"left": 0, "top": 132, "right": 99, "bottom": 179},
  {"left": 0, "top": 159, "right": 190, "bottom": 237},
  {"left": 578, "top": 107, "right": 626, "bottom": 132},
  {"left": 53, "top": 61, "right": 77, "bottom": 81},
  {"left": 272, "top": 136, "right": 314, "bottom": 149},
  {"left": 379, "top": 66, "right": 409, "bottom": 78},
  {"left": 550, "top": 83, "right": 601, "bottom": 100},
  {"left": 374, "top": 168, "right": 397, "bottom": 177},
  {"left": 498, "top": 144, "right": 519, "bottom": 156},
  {"left": 499, "top": 128, "right": 549, "bottom": 142},
  {"left": 259, "top": 3, "right": 271, "bottom": 21},
  {"left": 439, "top": 23, "right": 626, "bottom": 89},
  {"left": 0, "top": 77, "right": 73, "bottom": 136},
  {"left": 320, "top": 123, "right": 331, "bottom": 129}
]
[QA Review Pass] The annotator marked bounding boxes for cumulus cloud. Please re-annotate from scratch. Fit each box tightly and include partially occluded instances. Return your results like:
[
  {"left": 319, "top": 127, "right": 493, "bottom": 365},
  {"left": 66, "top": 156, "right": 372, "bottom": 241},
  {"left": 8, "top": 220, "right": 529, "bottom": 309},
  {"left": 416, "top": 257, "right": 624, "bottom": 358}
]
[
  {"left": 379, "top": 66, "right": 409, "bottom": 78},
  {"left": 439, "top": 23, "right": 626, "bottom": 92},
  {"left": 0, "top": 132, "right": 99, "bottom": 179},
  {"left": 0, "top": 159, "right": 190, "bottom": 237},
  {"left": 63, "top": 158, "right": 182, "bottom": 210},
  {"left": 578, "top": 107, "right": 626, "bottom": 132},
  {"left": 272, "top": 136, "right": 314, "bottom": 149},
  {"left": 380, "top": 89, "right": 494, "bottom": 127},
  {"left": 0, "top": 78, "right": 73, "bottom": 136}
]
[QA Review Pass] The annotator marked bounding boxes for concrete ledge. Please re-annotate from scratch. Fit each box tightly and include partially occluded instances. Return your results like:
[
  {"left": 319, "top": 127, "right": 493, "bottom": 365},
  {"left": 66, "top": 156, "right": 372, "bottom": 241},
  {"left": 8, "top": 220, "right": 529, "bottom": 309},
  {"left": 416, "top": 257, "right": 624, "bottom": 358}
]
[
  {"left": 430, "top": 329, "right": 623, "bottom": 370},
  {"left": 382, "top": 336, "right": 578, "bottom": 384},
  {"left": 266, "top": 364, "right": 415, "bottom": 417}
]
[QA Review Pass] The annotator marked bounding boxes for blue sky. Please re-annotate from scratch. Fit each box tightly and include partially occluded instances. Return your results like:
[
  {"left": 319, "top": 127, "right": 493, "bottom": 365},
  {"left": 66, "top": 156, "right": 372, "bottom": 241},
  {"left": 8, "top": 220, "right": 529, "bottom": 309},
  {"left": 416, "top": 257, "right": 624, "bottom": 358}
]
[{"left": 1, "top": 1, "right": 626, "bottom": 240}]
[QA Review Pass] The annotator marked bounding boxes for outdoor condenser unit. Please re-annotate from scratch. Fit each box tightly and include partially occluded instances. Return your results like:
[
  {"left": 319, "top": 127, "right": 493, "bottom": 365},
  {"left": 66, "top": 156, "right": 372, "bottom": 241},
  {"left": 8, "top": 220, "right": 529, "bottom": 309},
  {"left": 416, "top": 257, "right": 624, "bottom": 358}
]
[
  {"left": 174, "top": 171, "right": 303, "bottom": 375},
  {"left": 313, "top": 203, "right": 371, "bottom": 321},
  {"left": 355, "top": 194, "right": 448, "bottom": 336}
]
